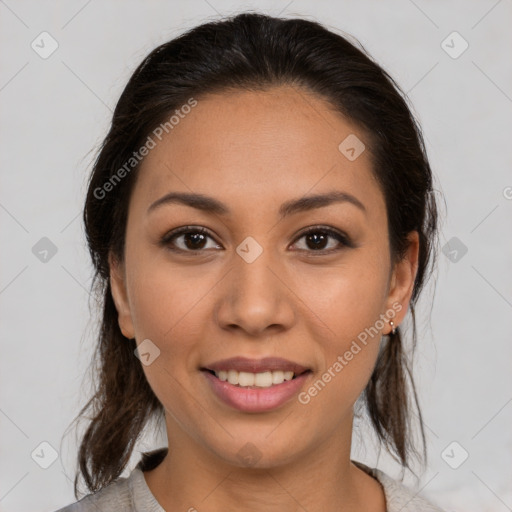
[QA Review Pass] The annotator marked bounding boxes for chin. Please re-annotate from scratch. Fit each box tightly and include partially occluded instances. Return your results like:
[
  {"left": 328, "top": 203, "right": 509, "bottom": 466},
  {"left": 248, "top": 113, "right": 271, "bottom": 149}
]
[{"left": 205, "top": 428, "right": 310, "bottom": 470}]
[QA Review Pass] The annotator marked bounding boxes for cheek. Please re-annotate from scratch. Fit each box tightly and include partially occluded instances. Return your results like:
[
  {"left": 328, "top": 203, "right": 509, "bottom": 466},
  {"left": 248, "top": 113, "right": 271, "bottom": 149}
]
[
  {"left": 126, "top": 256, "right": 219, "bottom": 389},
  {"left": 296, "top": 276, "right": 385, "bottom": 415},
  {"left": 127, "top": 251, "right": 211, "bottom": 338},
  {"left": 125, "top": 264, "right": 213, "bottom": 420},
  {"left": 291, "top": 255, "right": 389, "bottom": 405},
  {"left": 294, "top": 250, "right": 390, "bottom": 338},
  {"left": 297, "top": 342, "right": 379, "bottom": 426}
]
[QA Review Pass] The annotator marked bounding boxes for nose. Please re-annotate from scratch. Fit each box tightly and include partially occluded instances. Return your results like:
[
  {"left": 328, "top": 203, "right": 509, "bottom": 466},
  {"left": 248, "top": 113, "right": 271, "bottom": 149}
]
[{"left": 214, "top": 247, "right": 296, "bottom": 337}]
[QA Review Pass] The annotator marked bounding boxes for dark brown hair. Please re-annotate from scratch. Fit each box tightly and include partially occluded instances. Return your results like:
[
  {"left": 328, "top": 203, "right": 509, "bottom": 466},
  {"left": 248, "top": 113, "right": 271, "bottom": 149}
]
[{"left": 73, "top": 11, "right": 439, "bottom": 497}]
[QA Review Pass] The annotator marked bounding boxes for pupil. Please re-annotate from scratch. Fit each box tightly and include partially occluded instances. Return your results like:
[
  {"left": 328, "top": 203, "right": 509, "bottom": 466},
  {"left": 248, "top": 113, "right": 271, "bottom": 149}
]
[
  {"left": 185, "top": 233, "right": 206, "bottom": 249},
  {"left": 307, "top": 233, "right": 327, "bottom": 250}
]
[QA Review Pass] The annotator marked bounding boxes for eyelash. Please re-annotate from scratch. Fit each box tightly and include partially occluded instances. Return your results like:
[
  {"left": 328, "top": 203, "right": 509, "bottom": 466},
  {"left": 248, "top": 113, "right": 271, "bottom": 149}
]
[{"left": 159, "top": 225, "right": 353, "bottom": 255}]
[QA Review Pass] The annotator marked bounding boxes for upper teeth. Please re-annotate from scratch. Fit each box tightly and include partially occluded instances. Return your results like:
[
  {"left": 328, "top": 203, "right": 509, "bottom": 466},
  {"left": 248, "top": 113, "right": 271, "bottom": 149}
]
[{"left": 215, "top": 370, "right": 295, "bottom": 387}]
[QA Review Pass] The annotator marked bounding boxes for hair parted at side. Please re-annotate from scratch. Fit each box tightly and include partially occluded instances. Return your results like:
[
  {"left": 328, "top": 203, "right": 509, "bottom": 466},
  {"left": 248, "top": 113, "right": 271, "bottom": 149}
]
[{"left": 73, "top": 11, "right": 439, "bottom": 497}]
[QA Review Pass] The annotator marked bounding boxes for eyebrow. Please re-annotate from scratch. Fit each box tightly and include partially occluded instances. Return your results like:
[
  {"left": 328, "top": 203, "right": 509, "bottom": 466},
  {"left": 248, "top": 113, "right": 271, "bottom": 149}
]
[{"left": 147, "top": 190, "right": 366, "bottom": 217}]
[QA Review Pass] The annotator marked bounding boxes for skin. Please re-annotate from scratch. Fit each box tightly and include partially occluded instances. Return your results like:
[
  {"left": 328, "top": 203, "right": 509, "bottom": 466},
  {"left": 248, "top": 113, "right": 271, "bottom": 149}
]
[{"left": 109, "top": 85, "right": 419, "bottom": 512}]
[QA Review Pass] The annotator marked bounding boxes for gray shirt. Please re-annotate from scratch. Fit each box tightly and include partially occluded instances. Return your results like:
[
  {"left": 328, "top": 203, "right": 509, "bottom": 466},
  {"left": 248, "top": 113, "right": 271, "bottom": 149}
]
[{"left": 56, "top": 449, "right": 444, "bottom": 511}]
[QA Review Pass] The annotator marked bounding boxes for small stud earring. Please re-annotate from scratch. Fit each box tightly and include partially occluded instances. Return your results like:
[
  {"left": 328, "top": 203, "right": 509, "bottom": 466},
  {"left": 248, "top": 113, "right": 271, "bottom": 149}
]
[{"left": 389, "top": 320, "right": 397, "bottom": 335}]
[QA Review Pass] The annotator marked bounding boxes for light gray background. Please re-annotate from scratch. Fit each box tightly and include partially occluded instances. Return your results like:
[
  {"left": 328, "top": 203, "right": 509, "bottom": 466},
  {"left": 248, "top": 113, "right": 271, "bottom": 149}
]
[{"left": 1, "top": 1, "right": 511, "bottom": 511}]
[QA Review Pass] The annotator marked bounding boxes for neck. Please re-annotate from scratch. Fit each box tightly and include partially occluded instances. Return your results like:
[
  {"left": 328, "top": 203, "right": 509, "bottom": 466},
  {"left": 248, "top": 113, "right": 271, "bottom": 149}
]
[{"left": 143, "top": 413, "right": 385, "bottom": 512}]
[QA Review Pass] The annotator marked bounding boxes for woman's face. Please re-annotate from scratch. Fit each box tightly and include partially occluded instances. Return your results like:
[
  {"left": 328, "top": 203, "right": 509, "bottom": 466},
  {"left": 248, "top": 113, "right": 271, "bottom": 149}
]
[{"left": 110, "top": 85, "right": 418, "bottom": 468}]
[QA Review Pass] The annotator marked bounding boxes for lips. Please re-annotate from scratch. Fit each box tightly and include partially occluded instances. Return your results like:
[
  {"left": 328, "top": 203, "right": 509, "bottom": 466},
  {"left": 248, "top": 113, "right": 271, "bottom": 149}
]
[{"left": 200, "top": 356, "right": 312, "bottom": 412}]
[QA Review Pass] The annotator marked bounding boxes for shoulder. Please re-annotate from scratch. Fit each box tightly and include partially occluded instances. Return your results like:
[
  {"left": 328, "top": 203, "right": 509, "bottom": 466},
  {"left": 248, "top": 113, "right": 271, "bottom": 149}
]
[
  {"left": 352, "top": 460, "right": 445, "bottom": 512},
  {"left": 55, "top": 449, "right": 167, "bottom": 512},
  {"left": 54, "top": 474, "right": 133, "bottom": 512}
]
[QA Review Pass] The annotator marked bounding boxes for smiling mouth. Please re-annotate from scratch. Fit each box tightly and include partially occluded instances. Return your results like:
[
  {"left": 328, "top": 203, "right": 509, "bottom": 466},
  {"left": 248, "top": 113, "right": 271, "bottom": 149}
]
[
  {"left": 201, "top": 362, "right": 313, "bottom": 412},
  {"left": 202, "top": 368, "right": 311, "bottom": 388}
]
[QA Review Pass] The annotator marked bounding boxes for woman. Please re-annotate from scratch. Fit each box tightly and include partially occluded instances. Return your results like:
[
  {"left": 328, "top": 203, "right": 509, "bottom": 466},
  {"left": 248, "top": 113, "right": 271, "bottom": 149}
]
[{"left": 57, "top": 12, "right": 444, "bottom": 512}]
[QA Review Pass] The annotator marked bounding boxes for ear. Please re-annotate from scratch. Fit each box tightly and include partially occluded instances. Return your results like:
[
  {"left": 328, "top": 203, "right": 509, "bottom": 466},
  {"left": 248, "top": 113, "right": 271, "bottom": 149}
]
[
  {"left": 384, "top": 231, "right": 420, "bottom": 334},
  {"left": 109, "top": 251, "right": 135, "bottom": 339}
]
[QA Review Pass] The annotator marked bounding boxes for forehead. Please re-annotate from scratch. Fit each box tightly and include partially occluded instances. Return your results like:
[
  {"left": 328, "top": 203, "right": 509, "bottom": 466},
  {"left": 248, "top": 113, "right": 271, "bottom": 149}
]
[{"left": 132, "top": 85, "right": 384, "bottom": 216}]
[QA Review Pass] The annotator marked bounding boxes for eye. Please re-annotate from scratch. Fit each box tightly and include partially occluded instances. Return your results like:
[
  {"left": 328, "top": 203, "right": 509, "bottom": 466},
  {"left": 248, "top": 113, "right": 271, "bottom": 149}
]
[
  {"left": 291, "top": 226, "right": 352, "bottom": 253},
  {"left": 160, "top": 226, "right": 222, "bottom": 253},
  {"left": 160, "top": 225, "right": 353, "bottom": 255}
]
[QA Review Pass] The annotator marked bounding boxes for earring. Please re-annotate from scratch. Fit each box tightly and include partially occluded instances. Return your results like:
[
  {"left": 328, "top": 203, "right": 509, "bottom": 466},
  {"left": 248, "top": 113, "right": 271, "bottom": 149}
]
[{"left": 389, "top": 320, "right": 397, "bottom": 335}]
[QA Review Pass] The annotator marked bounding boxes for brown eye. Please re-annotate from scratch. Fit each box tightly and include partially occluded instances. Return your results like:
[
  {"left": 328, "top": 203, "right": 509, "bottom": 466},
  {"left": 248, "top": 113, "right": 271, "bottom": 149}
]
[
  {"left": 161, "top": 227, "right": 222, "bottom": 252},
  {"left": 304, "top": 232, "right": 329, "bottom": 250},
  {"left": 291, "top": 227, "right": 352, "bottom": 253},
  {"left": 181, "top": 232, "right": 208, "bottom": 250}
]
